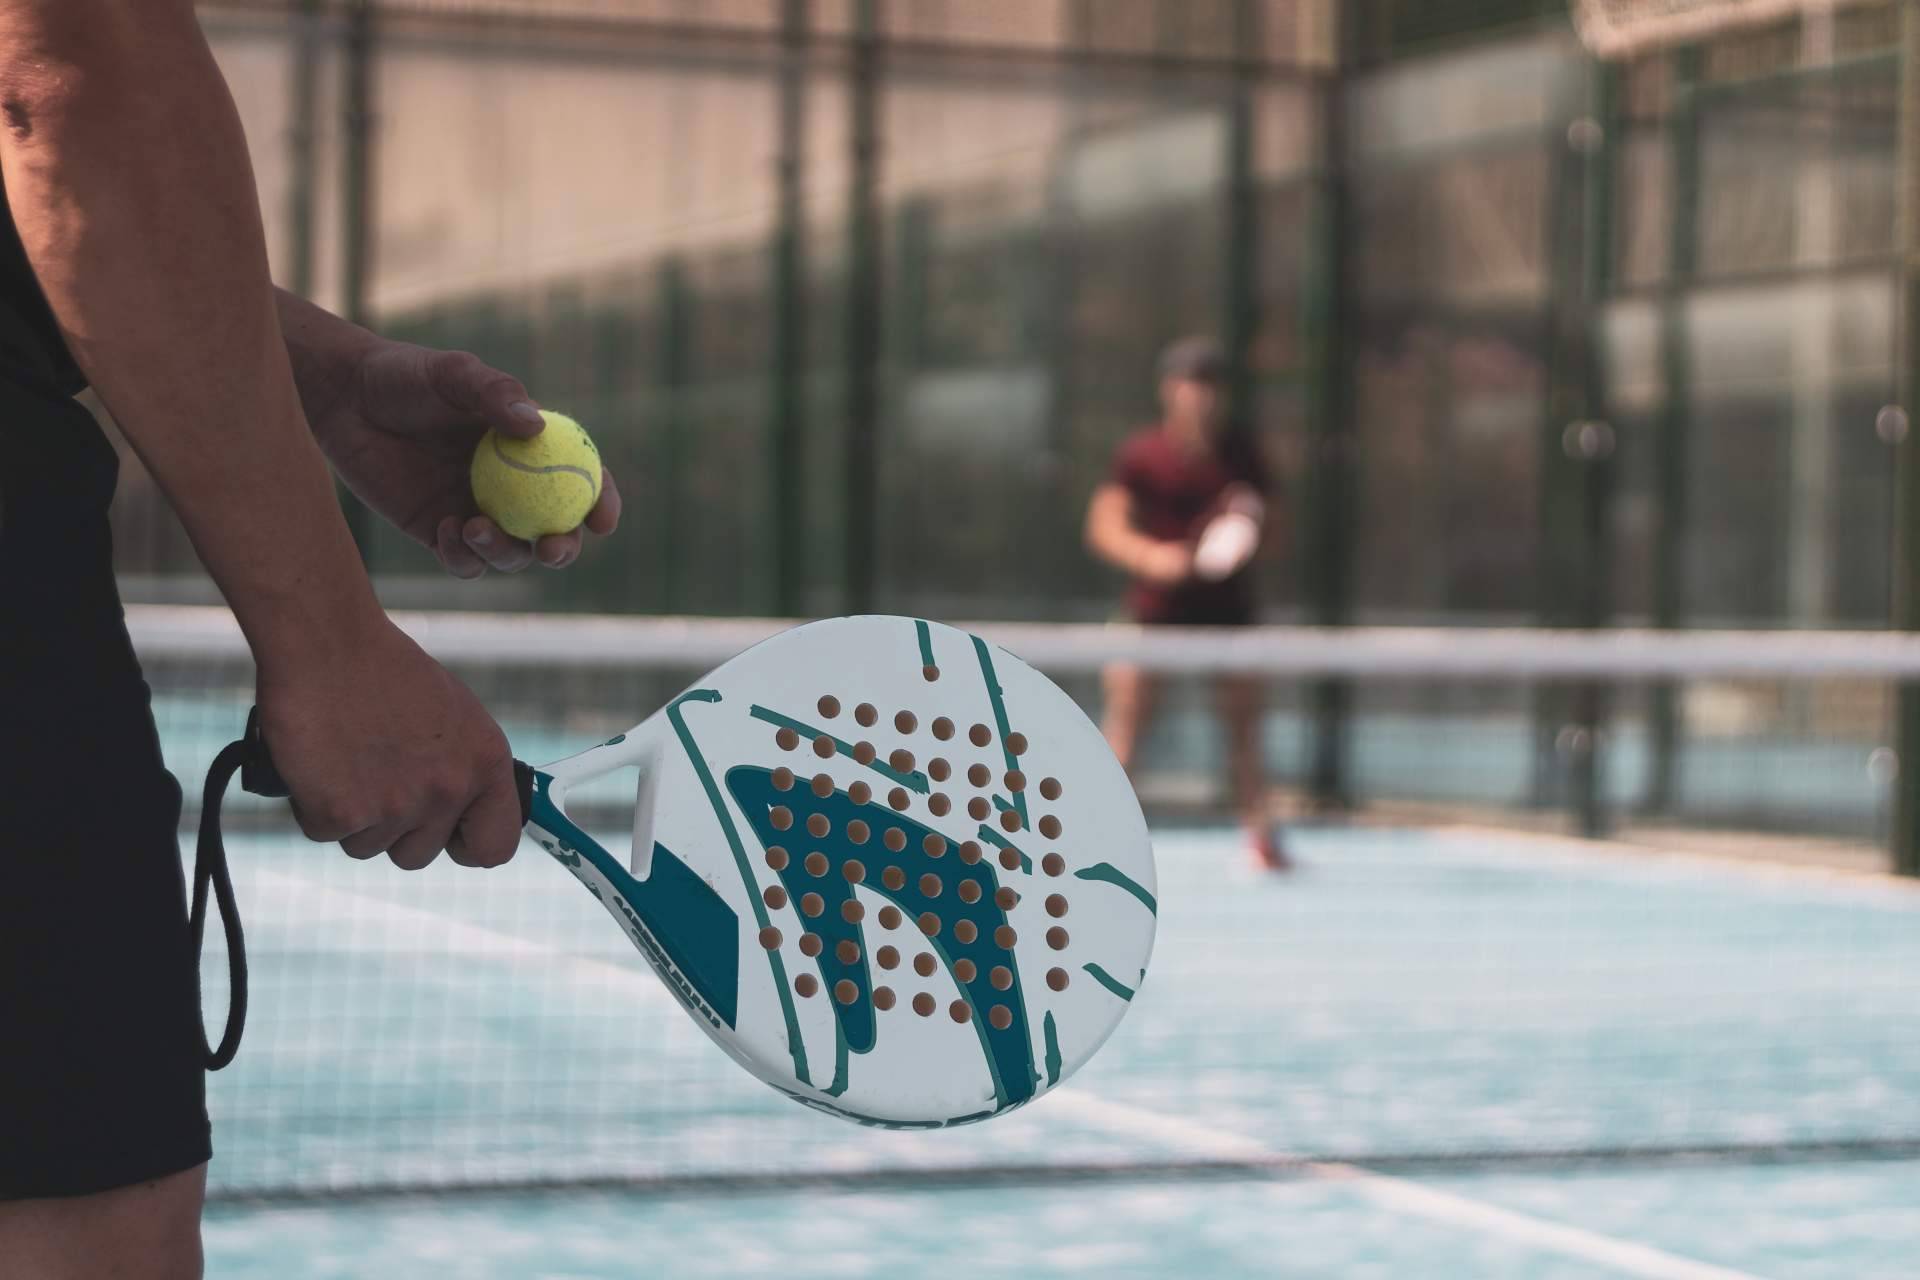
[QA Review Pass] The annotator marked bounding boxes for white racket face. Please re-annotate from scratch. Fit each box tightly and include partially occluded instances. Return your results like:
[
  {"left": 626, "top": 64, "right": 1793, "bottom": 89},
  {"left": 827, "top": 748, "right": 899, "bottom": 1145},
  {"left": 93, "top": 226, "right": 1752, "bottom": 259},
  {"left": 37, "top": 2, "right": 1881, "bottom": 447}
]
[
  {"left": 521, "top": 616, "right": 1157, "bottom": 1126},
  {"left": 1193, "top": 511, "right": 1260, "bottom": 581}
]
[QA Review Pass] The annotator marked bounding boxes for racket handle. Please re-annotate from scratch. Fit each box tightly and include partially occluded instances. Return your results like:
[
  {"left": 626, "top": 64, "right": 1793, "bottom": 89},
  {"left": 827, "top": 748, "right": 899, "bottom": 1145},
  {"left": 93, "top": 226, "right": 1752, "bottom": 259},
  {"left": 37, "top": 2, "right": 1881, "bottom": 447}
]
[
  {"left": 512, "top": 760, "right": 536, "bottom": 825},
  {"left": 240, "top": 707, "right": 536, "bottom": 827}
]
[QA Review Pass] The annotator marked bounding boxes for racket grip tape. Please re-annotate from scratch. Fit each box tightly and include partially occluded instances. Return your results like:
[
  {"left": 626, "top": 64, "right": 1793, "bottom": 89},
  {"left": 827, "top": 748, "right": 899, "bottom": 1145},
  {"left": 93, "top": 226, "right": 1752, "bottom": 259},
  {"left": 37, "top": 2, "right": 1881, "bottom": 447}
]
[{"left": 241, "top": 707, "right": 536, "bottom": 827}]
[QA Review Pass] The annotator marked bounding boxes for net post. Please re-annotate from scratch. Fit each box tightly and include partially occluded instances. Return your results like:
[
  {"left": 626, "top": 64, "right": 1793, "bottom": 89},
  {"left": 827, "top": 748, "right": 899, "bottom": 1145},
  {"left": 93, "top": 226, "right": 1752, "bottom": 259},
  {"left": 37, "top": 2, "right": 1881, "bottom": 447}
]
[
  {"left": 1895, "top": 0, "right": 1920, "bottom": 876},
  {"left": 1304, "top": 0, "right": 1355, "bottom": 812}
]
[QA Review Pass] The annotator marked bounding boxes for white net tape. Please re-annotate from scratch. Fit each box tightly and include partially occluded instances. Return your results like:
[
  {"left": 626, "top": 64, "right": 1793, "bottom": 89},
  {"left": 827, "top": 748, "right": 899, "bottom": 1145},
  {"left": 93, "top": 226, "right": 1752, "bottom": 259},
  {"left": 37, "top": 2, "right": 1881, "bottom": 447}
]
[{"left": 126, "top": 604, "right": 1920, "bottom": 678}]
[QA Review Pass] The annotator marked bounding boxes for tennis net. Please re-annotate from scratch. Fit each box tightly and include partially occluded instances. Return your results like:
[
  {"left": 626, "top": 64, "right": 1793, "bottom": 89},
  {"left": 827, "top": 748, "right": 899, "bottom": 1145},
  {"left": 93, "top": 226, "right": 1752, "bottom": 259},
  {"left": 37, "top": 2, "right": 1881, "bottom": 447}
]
[{"left": 129, "top": 607, "right": 1920, "bottom": 1200}]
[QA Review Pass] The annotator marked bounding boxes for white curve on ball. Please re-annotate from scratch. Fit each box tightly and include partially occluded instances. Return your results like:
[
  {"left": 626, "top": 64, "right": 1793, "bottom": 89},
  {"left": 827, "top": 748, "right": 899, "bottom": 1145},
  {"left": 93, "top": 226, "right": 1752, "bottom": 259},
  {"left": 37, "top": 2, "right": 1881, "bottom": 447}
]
[{"left": 489, "top": 435, "right": 596, "bottom": 489}]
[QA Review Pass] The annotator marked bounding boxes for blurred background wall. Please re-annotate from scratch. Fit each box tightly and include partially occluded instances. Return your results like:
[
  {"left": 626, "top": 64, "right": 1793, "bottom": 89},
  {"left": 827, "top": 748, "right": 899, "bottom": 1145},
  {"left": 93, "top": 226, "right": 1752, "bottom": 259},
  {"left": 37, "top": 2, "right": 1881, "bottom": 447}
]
[{"left": 110, "top": 0, "right": 1903, "bottom": 635}]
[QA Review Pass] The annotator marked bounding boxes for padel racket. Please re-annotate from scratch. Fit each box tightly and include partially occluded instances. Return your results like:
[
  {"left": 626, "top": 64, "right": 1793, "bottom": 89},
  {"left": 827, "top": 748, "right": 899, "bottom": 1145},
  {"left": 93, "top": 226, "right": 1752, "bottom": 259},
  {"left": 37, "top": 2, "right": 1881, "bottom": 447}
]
[
  {"left": 1191, "top": 491, "right": 1264, "bottom": 582},
  {"left": 232, "top": 615, "right": 1157, "bottom": 1127}
]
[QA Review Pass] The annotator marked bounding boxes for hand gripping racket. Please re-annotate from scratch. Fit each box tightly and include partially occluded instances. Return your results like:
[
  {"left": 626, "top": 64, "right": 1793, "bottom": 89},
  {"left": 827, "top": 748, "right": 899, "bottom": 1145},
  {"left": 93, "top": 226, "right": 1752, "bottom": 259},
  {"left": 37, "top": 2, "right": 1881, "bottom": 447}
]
[{"left": 220, "top": 615, "right": 1158, "bottom": 1127}]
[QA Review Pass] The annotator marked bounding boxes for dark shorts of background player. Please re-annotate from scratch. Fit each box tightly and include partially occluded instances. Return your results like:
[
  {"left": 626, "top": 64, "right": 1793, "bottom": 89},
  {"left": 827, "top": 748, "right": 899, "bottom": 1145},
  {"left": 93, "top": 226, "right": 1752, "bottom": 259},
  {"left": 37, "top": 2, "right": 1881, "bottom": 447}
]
[
  {"left": 1130, "top": 601, "right": 1256, "bottom": 628},
  {"left": 0, "top": 378, "right": 212, "bottom": 1200},
  {"left": 1124, "top": 584, "right": 1257, "bottom": 629}
]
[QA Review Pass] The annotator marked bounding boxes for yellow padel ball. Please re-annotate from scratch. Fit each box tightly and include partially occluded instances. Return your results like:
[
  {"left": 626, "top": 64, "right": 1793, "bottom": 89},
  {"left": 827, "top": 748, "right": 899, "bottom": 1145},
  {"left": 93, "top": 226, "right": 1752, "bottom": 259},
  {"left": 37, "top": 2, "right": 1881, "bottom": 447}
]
[{"left": 470, "top": 410, "right": 603, "bottom": 541}]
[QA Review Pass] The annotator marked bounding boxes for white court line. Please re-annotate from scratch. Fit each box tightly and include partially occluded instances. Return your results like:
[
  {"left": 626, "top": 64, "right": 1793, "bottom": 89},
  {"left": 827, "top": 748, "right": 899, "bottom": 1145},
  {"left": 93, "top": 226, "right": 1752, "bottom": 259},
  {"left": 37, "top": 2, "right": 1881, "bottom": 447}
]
[
  {"left": 244, "top": 858, "right": 1763, "bottom": 1279},
  {"left": 1047, "top": 1092, "right": 1765, "bottom": 1280}
]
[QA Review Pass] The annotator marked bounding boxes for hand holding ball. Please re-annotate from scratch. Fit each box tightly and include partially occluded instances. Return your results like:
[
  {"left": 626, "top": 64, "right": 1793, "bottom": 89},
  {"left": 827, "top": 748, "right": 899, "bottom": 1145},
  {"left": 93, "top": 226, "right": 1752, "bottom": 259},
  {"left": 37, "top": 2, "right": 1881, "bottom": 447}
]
[{"left": 470, "top": 410, "right": 603, "bottom": 541}]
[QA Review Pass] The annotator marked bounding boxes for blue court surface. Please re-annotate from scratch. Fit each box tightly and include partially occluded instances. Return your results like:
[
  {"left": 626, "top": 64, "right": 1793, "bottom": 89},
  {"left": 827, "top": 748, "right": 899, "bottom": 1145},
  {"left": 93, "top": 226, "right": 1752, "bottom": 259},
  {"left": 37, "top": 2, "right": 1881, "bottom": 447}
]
[{"left": 196, "top": 825, "right": 1920, "bottom": 1279}]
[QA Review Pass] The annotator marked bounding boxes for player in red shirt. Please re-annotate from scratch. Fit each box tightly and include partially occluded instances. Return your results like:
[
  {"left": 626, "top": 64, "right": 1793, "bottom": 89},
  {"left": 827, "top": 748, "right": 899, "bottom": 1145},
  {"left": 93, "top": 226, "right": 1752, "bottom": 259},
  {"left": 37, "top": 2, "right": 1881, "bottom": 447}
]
[{"left": 1083, "top": 338, "right": 1289, "bottom": 870}]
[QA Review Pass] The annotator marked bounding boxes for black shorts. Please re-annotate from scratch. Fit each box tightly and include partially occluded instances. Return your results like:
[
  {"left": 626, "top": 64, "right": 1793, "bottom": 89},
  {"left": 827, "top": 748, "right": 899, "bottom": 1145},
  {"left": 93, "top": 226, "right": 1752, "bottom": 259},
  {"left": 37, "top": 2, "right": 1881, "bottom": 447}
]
[
  {"left": 1127, "top": 593, "right": 1256, "bottom": 628},
  {"left": 0, "top": 382, "right": 211, "bottom": 1199}
]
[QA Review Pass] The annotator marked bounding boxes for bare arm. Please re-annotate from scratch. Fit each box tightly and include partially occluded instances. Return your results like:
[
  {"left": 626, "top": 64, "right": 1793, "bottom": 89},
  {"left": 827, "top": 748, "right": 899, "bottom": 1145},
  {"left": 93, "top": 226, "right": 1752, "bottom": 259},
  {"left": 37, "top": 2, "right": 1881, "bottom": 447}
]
[
  {"left": 0, "top": 1, "right": 518, "bottom": 867},
  {"left": 275, "top": 286, "right": 382, "bottom": 430},
  {"left": 0, "top": 3, "right": 372, "bottom": 651},
  {"left": 1084, "top": 483, "right": 1191, "bottom": 585}
]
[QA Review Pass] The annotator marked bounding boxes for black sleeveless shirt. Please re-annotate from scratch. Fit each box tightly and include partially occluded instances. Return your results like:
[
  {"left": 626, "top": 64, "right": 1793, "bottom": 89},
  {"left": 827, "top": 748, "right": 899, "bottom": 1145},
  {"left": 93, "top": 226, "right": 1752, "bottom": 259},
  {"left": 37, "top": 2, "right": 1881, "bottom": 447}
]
[{"left": 0, "top": 167, "right": 86, "bottom": 398}]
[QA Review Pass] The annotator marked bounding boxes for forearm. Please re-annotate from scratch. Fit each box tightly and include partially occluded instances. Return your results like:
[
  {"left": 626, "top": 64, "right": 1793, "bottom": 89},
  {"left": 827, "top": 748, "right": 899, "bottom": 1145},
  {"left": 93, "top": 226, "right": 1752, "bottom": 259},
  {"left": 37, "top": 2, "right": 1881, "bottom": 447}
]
[
  {"left": 275, "top": 287, "right": 376, "bottom": 430},
  {"left": 0, "top": 3, "right": 381, "bottom": 660},
  {"left": 1090, "top": 530, "right": 1165, "bottom": 578},
  {"left": 1085, "top": 491, "right": 1168, "bottom": 577}
]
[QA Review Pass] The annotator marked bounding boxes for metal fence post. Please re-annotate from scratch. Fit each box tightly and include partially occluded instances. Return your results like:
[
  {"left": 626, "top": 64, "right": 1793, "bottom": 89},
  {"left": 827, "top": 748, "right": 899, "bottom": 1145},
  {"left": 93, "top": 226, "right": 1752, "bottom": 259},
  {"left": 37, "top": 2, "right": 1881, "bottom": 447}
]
[
  {"left": 844, "top": 0, "right": 883, "bottom": 614},
  {"left": 658, "top": 257, "right": 691, "bottom": 613},
  {"left": 1647, "top": 44, "right": 1701, "bottom": 814},
  {"left": 1305, "top": 5, "right": 1355, "bottom": 811},
  {"left": 771, "top": 0, "right": 809, "bottom": 616},
  {"left": 1894, "top": 1, "right": 1920, "bottom": 874}
]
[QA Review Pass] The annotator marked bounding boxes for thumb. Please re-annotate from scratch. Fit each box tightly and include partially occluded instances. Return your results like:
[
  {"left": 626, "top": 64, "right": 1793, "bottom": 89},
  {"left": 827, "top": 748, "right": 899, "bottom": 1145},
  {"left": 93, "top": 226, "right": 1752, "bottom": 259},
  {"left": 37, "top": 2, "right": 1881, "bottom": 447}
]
[{"left": 425, "top": 349, "right": 544, "bottom": 438}]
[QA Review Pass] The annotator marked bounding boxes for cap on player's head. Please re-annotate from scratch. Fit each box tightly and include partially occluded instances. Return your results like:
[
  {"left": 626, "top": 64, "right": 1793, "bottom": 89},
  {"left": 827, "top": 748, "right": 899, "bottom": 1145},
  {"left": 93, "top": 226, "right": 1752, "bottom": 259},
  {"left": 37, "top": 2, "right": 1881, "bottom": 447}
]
[{"left": 1158, "top": 335, "right": 1228, "bottom": 385}]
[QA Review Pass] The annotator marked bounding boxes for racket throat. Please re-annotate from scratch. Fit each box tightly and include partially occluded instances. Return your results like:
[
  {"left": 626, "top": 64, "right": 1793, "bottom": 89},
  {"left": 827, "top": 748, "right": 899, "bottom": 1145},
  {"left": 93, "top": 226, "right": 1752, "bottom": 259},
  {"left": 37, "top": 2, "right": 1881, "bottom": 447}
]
[{"left": 526, "top": 772, "right": 742, "bottom": 1030}]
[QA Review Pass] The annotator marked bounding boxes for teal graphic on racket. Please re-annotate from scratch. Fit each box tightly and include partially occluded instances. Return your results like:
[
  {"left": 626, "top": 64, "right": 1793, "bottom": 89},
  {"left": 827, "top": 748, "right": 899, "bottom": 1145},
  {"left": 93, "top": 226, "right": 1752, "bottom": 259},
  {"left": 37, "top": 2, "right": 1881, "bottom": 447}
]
[{"left": 239, "top": 616, "right": 1156, "bottom": 1127}]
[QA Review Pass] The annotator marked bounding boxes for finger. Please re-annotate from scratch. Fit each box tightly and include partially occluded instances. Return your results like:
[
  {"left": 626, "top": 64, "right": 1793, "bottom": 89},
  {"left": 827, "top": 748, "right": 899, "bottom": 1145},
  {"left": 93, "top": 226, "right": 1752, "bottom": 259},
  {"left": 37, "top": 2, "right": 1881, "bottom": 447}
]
[
  {"left": 386, "top": 820, "right": 455, "bottom": 871},
  {"left": 292, "top": 796, "right": 370, "bottom": 846},
  {"left": 534, "top": 531, "right": 580, "bottom": 569},
  {"left": 584, "top": 468, "right": 621, "bottom": 536},
  {"left": 424, "top": 349, "right": 543, "bottom": 438},
  {"left": 436, "top": 517, "right": 488, "bottom": 579},
  {"left": 463, "top": 516, "right": 535, "bottom": 573},
  {"left": 340, "top": 820, "right": 408, "bottom": 861},
  {"left": 447, "top": 775, "right": 523, "bottom": 869}
]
